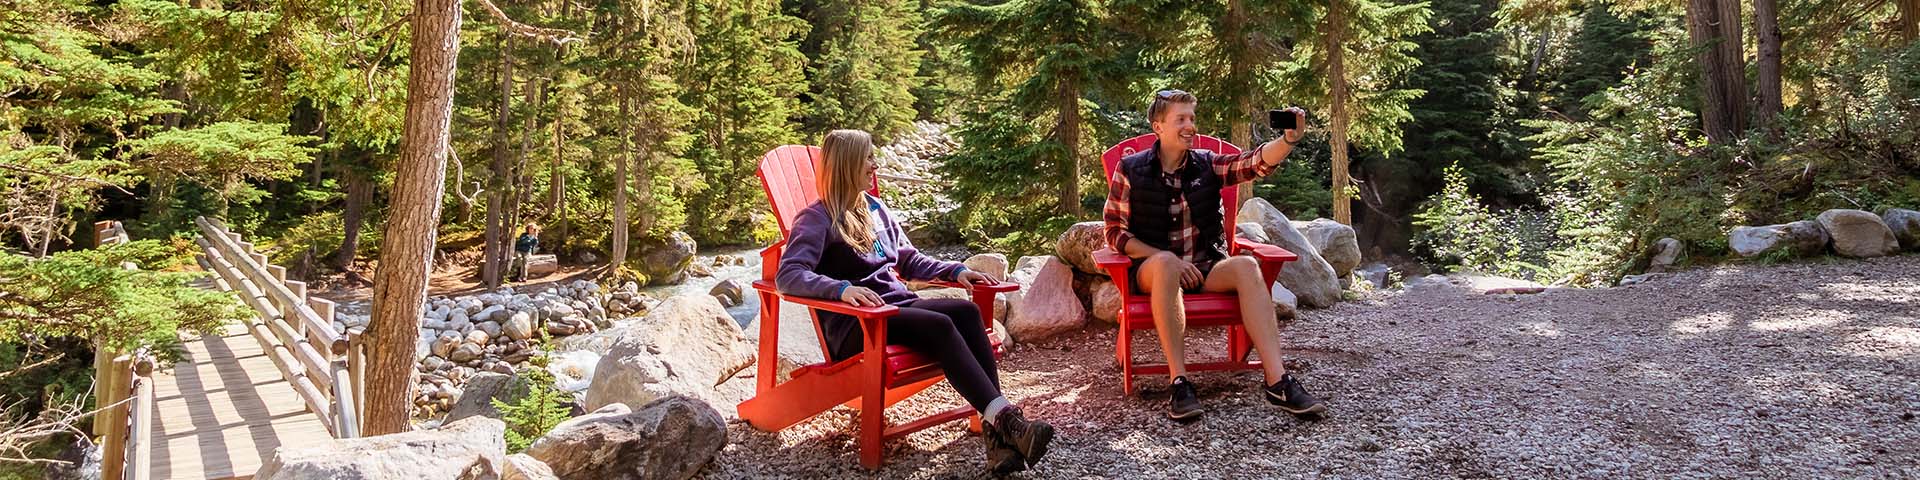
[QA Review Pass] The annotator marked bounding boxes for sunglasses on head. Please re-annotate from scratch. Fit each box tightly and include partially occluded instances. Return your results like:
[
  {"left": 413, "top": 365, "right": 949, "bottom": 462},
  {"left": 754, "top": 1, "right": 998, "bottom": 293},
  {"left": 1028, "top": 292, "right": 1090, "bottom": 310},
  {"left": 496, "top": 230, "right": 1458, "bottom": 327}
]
[{"left": 1155, "top": 89, "right": 1189, "bottom": 100}]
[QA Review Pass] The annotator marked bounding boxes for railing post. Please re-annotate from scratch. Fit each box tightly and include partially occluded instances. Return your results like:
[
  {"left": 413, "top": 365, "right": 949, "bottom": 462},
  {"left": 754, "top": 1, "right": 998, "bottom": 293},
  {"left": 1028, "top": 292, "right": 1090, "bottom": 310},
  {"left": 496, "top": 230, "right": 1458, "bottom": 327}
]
[
  {"left": 127, "top": 356, "right": 155, "bottom": 480},
  {"left": 98, "top": 354, "right": 133, "bottom": 480}
]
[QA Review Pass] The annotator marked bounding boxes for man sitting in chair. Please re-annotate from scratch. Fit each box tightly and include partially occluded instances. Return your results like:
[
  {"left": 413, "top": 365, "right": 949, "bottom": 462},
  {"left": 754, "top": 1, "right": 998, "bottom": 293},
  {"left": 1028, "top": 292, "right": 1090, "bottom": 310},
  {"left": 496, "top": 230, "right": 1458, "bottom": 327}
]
[{"left": 1103, "top": 89, "right": 1330, "bottom": 421}]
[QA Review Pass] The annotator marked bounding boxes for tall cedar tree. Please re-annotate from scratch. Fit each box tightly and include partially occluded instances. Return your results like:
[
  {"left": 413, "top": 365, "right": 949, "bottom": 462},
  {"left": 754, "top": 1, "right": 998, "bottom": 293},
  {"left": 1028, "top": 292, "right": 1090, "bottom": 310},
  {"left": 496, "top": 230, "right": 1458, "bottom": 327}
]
[
  {"left": 1281, "top": 0, "right": 1430, "bottom": 225},
  {"left": 803, "top": 0, "right": 923, "bottom": 143},
  {"left": 935, "top": 0, "right": 1108, "bottom": 216},
  {"left": 681, "top": 0, "right": 809, "bottom": 244}
]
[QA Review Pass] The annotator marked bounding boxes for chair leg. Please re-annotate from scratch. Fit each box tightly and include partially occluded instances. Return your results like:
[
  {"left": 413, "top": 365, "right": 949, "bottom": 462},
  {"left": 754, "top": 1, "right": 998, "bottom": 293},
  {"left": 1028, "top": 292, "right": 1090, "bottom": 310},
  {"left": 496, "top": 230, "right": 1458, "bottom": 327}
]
[
  {"left": 1118, "top": 314, "right": 1135, "bottom": 396},
  {"left": 859, "top": 355, "right": 887, "bottom": 469}
]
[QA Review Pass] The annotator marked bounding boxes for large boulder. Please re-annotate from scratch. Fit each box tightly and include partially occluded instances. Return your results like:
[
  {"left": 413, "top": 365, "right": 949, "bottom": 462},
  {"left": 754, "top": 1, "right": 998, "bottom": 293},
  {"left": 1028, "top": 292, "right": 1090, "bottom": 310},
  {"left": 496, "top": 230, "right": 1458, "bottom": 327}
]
[
  {"left": 1817, "top": 209, "right": 1899, "bottom": 258},
  {"left": 525, "top": 396, "right": 727, "bottom": 480},
  {"left": 963, "top": 253, "right": 1010, "bottom": 281},
  {"left": 1730, "top": 221, "right": 1829, "bottom": 258},
  {"left": 742, "top": 300, "right": 826, "bottom": 383},
  {"left": 584, "top": 294, "right": 755, "bottom": 412},
  {"left": 1089, "top": 278, "right": 1122, "bottom": 324},
  {"left": 505, "top": 313, "right": 535, "bottom": 341},
  {"left": 1236, "top": 199, "right": 1342, "bottom": 308},
  {"left": 1054, "top": 221, "right": 1111, "bottom": 276},
  {"left": 503, "top": 454, "right": 559, "bottom": 480},
  {"left": 443, "top": 373, "right": 533, "bottom": 424},
  {"left": 916, "top": 287, "right": 1010, "bottom": 324},
  {"left": 1003, "top": 256, "right": 1086, "bottom": 341},
  {"left": 1648, "top": 238, "right": 1684, "bottom": 273},
  {"left": 1292, "top": 219, "right": 1360, "bottom": 280},
  {"left": 708, "top": 279, "right": 744, "bottom": 308},
  {"left": 629, "top": 231, "right": 698, "bottom": 286},
  {"left": 254, "top": 417, "right": 506, "bottom": 480},
  {"left": 1271, "top": 283, "right": 1299, "bottom": 320},
  {"left": 1884, "top": 208, "right": 1920, "bottom": 251},
  {"left": 526, "top": 254, "right": 560, "bottom": 278}
]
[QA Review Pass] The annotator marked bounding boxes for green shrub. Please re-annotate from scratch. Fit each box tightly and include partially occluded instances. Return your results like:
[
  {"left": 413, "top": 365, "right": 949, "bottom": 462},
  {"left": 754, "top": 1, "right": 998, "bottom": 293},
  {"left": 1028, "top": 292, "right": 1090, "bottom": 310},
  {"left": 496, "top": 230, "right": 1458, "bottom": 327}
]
[{"left": 492, "top": 356, "right": 571, "bottom": 453}]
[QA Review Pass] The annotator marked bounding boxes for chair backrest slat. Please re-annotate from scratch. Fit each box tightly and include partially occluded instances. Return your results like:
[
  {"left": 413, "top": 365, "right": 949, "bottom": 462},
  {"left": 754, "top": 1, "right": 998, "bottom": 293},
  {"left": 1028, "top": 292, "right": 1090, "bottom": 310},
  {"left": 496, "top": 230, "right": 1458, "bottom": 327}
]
[
  {"left": 757, "top": 145, "right": 884, "bottom": 237},
  {"left": 1099, "top": 134, "right": 1245, "bottom": 243}
]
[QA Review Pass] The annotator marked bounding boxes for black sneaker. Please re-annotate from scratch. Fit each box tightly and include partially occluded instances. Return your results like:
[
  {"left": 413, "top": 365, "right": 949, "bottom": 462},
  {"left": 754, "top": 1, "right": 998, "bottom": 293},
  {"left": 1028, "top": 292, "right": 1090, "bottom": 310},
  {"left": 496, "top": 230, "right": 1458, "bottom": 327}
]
[
  {"left": 1265, "top": 373, "right": 1328, "bottom": 417},
  {"left": 1167, "top": 376, "right": 1203, "bottom": 421},
  {"left": 982, "top": 422, "right": 1026, "bottom": 476},
  {"left": 989, "top": 405, "right": 1054, "bottom": 467}
]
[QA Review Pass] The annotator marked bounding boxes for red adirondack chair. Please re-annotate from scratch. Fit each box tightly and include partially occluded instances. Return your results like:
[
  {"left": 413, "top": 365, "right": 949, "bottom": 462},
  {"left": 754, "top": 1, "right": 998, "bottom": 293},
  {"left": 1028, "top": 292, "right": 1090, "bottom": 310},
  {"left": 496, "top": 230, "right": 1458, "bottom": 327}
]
[
  {"left": 736, "top": 145, "right": 1020, "bottom": 469},
  {"left": 1092, "top": 134, "right": 1300, "bottom": 395}
]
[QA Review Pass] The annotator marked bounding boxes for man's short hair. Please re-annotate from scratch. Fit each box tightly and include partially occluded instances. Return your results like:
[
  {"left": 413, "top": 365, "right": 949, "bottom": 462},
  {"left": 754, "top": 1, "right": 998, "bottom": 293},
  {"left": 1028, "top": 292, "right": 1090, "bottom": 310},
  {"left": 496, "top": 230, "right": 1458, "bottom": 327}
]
[{"left": 1148, "top": 89, "right": 1198, "bottom": 123}]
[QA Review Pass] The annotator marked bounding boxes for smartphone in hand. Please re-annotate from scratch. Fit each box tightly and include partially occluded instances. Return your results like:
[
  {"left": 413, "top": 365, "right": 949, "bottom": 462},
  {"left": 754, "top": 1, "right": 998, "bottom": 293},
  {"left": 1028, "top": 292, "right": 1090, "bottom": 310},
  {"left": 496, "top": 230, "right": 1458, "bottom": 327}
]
[{"left": 1268, "top": 108, "right": 1302, "bottom": 131}]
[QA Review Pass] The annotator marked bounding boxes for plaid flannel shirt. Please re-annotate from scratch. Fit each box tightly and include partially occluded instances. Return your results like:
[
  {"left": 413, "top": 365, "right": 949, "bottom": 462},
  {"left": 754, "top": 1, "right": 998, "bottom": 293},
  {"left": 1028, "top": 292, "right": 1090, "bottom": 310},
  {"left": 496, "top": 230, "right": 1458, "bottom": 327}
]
[{"left": 1103, "top": 143, "right": 1278, "bottom": 267}]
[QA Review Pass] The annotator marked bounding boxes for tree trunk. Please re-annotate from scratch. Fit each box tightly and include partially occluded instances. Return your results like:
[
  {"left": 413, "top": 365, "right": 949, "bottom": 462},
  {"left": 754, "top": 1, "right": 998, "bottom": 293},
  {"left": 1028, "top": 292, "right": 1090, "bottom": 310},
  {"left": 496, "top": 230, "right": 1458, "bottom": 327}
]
[
  {"left": 549, "top": 92, "right": 568, "bottom": 255},
  {"left": 366, "top": 0, "right": 459, "bottom": 437},
  {"left": 336, "top": 166, "right": 372, "bottom": 271},
  {"left": 1714, "top": 0, "right": 1746, "bottom": 133},
  {"left": 1754, "top": 0, "right": 1783, "bottom": 137},
  {"left": 1900, "top": 0, "right": 1918, "bottom": 42},
  {"left": 1056, "top": 76, "right": 1082, "bottom": 216},
  {"left": 451, "top": 147, "right": 478, "bottom": 223},
  {"left": 1227, "top": 0, "right": 1255, "bottom": 208},
  {"left": 482, "top": 36, "right": 513, "bottom": 288},
  {"left": 611, "top": 96, "right": 631, "bottom": 271},
  {"left": 1685, "top": 0, "right": 1747, "bottom": 145},
  {"left": 1327, "top": 0, "right": 1353, "bottom": 225},
  {"left": 1525, "top": 25, "right": 1551, "bottom": 92},
  {"left": 507, "top": 73, "right": 542, "bottom": 273}
]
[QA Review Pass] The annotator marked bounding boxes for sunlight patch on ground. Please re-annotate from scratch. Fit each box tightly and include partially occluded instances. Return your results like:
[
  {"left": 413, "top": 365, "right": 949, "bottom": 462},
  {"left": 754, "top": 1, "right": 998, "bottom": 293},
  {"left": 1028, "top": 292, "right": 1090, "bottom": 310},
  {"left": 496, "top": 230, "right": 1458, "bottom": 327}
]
[
  {"left": 1749, "top": 308, "right": 1851, "bottom": 331},
  {"left": 1669, "top": 312, "right": 1734, "bottom": 335},
  {"left": 1516, "top": 321, "right": 1565, "bottom": 337},
  {"left": 1839, "top": 326, "right": 1920, "bottom": 359},
  {"left": 1044, "top": 383, "right": 1092, "bottom": 405},
  {"left": 1815, "top": 283, "right": 1920, "bottom": 304}
]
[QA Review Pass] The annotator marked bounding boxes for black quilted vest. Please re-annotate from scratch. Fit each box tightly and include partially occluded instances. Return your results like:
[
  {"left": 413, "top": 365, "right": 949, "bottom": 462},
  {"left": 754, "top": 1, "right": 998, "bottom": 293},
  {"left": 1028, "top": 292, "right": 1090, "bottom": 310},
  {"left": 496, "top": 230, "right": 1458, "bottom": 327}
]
[{"left": 1119, "top": 142, "right": 1228, "bottom": 264}]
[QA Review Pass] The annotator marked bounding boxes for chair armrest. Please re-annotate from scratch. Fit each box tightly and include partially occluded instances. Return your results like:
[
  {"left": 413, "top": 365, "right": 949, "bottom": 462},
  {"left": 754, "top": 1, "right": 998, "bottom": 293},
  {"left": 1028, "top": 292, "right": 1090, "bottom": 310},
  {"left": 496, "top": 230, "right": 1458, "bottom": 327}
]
[
  {"left": 1233, "top": 237, "right": 1298, "bottom": 264},
  {"left": 758, "top": 240, "right": 785, "bottom": 282},
  {"left": 749, "top": 280, "right": 900, "bottom": 318},
  {"left": 1093, "top": 247, "right": 1135, "bottom": 275},
  {"left": 925, "top": 280, "right": 1019, "bottom": 293}
]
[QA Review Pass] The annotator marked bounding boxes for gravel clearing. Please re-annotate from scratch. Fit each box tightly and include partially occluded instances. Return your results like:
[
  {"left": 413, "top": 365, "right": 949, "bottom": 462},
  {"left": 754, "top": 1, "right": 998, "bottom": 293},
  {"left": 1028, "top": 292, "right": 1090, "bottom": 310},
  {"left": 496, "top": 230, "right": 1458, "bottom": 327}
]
[{"left": 703, "top": 255, "right": 1920, "bottom": 478}]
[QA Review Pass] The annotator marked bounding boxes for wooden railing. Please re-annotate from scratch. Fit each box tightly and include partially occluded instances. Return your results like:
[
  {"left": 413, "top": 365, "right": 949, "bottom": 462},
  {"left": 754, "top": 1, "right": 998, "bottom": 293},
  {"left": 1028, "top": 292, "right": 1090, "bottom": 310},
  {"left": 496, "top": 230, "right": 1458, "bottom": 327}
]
[
  {"left": 90, "top": 220, "right": 151, "bottom": 480},
  {"left": 95, "top": 352, "right": 155, "bottom": 480},
  {"left": 192, "top": 216, "right": 363, "bottom": 439}
]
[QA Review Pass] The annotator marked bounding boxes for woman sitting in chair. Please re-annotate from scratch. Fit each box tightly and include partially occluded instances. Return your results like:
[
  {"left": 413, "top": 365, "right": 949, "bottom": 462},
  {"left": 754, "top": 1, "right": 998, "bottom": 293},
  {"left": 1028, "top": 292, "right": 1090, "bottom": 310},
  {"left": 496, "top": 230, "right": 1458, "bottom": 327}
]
[{"left": 776, "top": 129, "right": 1056, "bottom": 474}]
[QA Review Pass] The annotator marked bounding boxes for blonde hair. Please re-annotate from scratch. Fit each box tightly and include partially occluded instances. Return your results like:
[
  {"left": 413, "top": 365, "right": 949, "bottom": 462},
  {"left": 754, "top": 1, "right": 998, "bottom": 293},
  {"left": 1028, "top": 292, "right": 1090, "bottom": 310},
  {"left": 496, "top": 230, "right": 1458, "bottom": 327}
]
[{"left": 819, "top": 129, "right": 876, "bottom": 254}]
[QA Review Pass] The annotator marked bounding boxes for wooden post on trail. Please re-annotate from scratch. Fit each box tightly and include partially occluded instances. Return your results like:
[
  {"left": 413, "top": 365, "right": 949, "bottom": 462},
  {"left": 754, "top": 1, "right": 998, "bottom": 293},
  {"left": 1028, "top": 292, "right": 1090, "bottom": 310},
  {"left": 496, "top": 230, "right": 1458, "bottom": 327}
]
[{"left": 98, "top": 353, "right": 133, "bottom": 480}]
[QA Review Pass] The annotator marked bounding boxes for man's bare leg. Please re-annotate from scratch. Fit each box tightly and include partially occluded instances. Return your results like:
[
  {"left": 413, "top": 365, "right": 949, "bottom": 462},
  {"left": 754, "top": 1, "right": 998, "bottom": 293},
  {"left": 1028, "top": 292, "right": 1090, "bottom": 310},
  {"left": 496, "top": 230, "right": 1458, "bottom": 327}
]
[
  {"left": 1201, "top": 255, "right": 1288, "bottom": 382},
  {"left": 1137, "top": 252, "right": 1189, "bottom": 381}
]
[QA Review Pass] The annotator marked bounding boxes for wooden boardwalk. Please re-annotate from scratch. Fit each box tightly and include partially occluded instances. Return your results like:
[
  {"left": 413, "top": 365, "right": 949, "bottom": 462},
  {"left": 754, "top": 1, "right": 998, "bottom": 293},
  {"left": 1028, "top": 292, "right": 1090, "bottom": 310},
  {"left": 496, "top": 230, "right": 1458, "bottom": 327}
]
[{"left": 149, "top": 322, "right": 330, "bottom": 480}]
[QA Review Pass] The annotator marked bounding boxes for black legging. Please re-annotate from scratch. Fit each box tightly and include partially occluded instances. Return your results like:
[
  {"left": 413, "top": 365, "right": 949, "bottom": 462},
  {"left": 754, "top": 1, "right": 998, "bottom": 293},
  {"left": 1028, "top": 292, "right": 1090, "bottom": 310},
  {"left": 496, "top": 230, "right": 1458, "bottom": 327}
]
[{"left": 819, "top": 298, "right": 1002, "bottom": 412}]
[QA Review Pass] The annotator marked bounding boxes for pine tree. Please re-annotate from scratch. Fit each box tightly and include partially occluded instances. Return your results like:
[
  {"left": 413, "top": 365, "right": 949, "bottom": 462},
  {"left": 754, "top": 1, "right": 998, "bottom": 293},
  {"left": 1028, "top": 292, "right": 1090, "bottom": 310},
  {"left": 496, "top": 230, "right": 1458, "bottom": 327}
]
[
  {"left": 803, "top": 0, "right": 923, "bottom": 143},
  {"left": 934, "top": 0, "right": 1110, "bottom": 216},
  {"left": 680, "top": 0, "right": 808, "bottom": 244},
  {"left": 590, "top": 0, "right": 698, "bottom": 275},
  {"left": 1280, "top": 0, "right": 1431, "bottom": 225}
]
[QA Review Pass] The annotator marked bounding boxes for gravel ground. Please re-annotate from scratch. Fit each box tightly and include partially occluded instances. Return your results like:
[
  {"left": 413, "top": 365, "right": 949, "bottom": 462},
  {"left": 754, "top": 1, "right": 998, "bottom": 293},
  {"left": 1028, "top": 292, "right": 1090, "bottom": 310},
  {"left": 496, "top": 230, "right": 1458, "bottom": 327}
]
[{"left": 703, "top": 254, "right": 1920, "bottom": 478}]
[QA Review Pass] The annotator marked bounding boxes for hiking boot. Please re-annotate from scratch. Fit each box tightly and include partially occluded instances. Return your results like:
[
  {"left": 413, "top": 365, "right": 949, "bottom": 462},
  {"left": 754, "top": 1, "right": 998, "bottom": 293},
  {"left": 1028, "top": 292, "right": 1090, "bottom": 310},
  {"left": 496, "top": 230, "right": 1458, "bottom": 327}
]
[
  {"left": 989, "top": 405, "right": 1054, "bottom": 467},
  {"left": 1265, "top": 373, "right": 1328, "bottom": 417},
  {"left": 1168, "top": 376, "right": 1203, "bottom": 421},
  {"left": 982, "top": 422, "right": 1026, "bottom": 476}
]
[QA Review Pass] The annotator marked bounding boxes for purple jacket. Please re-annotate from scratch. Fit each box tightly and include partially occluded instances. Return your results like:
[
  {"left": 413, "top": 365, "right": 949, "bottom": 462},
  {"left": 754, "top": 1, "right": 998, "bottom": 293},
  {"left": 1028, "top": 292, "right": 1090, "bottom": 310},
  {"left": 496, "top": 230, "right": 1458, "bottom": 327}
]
[{"left": 776, "top": 195, "right": 966, "bottom": 306}]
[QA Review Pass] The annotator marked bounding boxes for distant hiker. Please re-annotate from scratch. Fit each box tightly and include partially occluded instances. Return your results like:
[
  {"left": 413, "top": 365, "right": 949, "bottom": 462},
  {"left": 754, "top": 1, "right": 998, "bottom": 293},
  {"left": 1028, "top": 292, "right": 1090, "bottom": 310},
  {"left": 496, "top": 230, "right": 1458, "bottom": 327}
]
[{"left": 512, "top": 224, "right": 541, "bottom": 282}]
